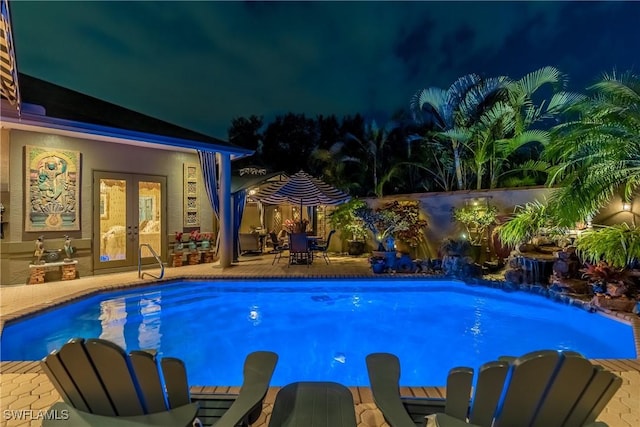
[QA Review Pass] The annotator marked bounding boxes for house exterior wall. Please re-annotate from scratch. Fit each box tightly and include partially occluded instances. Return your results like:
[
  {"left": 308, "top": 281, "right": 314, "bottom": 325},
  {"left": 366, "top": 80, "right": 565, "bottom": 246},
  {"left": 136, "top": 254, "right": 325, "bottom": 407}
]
[{"left": 0, "top": 129, "right": 215, "bottom": 285}]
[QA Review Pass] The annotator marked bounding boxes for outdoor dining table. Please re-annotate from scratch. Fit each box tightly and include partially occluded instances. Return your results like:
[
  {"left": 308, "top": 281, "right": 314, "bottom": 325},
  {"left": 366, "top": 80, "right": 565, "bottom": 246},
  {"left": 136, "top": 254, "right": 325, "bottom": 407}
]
[{"left": 268, "top": 381, "right": 357, "bottom": 427}]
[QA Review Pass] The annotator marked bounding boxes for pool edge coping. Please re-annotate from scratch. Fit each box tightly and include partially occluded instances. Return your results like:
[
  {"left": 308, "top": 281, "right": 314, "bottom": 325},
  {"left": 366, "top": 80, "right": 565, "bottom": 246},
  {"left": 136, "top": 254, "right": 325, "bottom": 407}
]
[{"left": 1, "top": 273, "right": 639, "bottom": 367}]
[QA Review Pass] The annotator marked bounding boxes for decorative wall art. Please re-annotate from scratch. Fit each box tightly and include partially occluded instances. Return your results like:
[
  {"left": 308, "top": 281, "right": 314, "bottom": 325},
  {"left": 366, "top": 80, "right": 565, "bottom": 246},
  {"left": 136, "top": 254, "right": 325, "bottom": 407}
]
[
  {"left": 183, "top": 163, "right": 200, "bottom": 227},
  {"left": 25, "top": 146, "right": 81, "bottom": 232}
]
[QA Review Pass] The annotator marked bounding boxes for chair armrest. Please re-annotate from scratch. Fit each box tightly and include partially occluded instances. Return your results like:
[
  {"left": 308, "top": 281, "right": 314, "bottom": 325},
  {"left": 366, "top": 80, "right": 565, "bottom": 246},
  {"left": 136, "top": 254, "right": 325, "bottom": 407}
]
[
  {"left": 43, "top": 402, "right": 199, "bottom": 427},
  {"left": 425, "top": 413, "right": 481, "bottom": 427},
  {"left": 213, "top": 351, "right": 278, "bottom": 427}
]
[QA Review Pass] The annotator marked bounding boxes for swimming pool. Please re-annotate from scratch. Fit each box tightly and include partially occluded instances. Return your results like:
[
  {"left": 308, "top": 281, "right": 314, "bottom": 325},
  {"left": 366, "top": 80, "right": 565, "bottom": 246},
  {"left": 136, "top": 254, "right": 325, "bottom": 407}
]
[{"left": 1, "top": 279, "right": 636, "bottom": 386}]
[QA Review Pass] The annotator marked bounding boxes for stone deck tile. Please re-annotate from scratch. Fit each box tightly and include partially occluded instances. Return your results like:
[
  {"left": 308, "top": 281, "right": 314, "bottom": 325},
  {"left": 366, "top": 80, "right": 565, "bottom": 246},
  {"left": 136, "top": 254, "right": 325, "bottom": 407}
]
[{"left": 1, "top": 254, "right": 639, "bottom": 426}]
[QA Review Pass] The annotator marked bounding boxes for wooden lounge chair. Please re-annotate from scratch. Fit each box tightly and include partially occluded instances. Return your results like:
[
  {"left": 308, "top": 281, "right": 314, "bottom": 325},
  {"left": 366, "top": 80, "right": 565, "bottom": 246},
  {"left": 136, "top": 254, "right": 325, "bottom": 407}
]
[
  {"left": 41, "top": 338, "right": 278, "bottom": 427},
  {"left": 366, "top": 350, "right": 621, "bottom": 427}
]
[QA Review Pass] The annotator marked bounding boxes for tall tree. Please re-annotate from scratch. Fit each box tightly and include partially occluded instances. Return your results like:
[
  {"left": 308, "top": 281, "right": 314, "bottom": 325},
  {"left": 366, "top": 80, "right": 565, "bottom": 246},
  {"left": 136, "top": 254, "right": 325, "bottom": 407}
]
[{"left": 260, "top": 113, "right": 318, "bottom": 175}]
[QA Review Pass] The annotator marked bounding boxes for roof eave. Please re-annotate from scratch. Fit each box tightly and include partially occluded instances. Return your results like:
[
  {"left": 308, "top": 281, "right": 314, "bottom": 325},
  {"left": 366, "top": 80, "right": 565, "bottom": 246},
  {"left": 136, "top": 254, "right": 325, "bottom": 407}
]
[{"left": 1, "top": 110, "right": 254, "bottom": 159}]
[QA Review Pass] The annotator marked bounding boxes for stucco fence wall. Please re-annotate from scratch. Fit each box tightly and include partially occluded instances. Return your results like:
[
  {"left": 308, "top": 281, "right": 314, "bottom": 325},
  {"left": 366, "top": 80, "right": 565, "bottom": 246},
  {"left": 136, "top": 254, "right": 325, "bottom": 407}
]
[{"left": 327, "top": 187, "right": 637, "bottom": 260}]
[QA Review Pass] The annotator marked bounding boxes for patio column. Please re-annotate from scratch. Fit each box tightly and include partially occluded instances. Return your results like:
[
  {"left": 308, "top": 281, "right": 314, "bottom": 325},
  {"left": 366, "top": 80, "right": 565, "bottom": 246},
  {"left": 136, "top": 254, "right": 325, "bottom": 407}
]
[{"left": 217, "top": 152, "right": 233, "bottom": 267}]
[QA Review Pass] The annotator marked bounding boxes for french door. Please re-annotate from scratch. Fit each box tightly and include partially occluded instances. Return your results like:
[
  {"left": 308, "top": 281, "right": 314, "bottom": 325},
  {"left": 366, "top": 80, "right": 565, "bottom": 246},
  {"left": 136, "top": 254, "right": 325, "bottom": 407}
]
[{"left": 93, "top": 171, "right": 166, "bottom": 271}]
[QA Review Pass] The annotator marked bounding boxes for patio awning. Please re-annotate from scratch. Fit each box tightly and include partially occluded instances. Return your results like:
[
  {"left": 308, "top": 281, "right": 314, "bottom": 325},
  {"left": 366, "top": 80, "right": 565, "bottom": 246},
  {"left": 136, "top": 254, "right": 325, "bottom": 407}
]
[
  {"left": 253, "top": 170, "right": 350, "bottom": 207},
  {"left": 0, "top": 0, "right": 20, "bottom": 111}
]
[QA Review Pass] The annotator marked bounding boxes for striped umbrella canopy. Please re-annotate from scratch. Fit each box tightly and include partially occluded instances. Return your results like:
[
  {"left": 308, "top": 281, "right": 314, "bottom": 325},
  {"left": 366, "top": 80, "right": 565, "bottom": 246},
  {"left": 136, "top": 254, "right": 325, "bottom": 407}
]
[{"left": 253, "top": 170, "right": 350, "bottom": 208}]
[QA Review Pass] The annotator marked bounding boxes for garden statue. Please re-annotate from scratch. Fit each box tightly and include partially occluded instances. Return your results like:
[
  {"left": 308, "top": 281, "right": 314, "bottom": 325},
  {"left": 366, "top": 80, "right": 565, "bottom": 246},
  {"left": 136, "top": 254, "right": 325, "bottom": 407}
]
[
  {"left": 34, "top": 235, "right": 45, "bottom": 264},
  {"left": 63, "top": 235, "right": 74, "bottom": 261}
]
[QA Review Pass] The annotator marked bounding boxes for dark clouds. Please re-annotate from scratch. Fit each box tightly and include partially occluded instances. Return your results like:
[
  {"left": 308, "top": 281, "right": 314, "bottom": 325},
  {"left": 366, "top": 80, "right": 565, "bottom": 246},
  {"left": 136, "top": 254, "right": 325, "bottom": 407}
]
[{"left": 10, "top": 1, "right": 639, "bottom": 138}]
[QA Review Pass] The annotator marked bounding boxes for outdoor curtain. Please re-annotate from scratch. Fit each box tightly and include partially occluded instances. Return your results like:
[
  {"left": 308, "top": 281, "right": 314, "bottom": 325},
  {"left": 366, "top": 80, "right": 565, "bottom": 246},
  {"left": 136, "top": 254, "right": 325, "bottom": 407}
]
[
  {"left": 257, "top": 201, "right": 265, "bottom": 230},
  {"left": 233, "top": 189, "right": 247, "bottom": 262},
  {"left": 198, "top": 150, "right": 221, "bottom": 254}
]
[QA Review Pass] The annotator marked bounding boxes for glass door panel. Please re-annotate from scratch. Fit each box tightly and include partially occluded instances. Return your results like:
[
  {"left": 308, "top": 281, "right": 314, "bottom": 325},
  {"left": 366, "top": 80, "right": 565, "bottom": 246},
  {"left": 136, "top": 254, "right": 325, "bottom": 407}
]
[
  {"left": 99, "top": 178, "right": 128, "bottom": 263},
  {"left": 138, "top": 181, "right": 161, "bottom": 258}
]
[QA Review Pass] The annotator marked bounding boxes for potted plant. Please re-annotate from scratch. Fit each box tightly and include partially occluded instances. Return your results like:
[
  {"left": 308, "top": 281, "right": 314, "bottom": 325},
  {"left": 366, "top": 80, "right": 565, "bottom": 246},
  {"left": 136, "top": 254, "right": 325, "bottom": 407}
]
[
  {"left": 369, "top": 255, "right": 387, "bottom": 274},
  {"left": 200, "top": 232, "right": 212, "bottom": 250},
  {"left": 284, "top": 218, "right": 309, "bottom": 234},
  {"left": 174, "top": 231, "right": 184, "bottom": 251},
  {"left": 453, "top": 203, "right": 497, "bottom": 262},
  {"left": 329, "top": 199, "right": 369, "bottom": 256},
  {"left": 386, "top": 201, "right": 428, "bottom": 258},
  {"left": 188, "top": 230, "right": 200, "bottom": 251}
]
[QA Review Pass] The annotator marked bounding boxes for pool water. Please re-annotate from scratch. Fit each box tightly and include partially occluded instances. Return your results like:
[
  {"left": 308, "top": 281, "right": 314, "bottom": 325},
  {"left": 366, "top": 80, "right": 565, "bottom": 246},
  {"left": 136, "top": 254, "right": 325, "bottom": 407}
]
[{"left": 1, "top": 279, "right": 636, "bottom": 386}]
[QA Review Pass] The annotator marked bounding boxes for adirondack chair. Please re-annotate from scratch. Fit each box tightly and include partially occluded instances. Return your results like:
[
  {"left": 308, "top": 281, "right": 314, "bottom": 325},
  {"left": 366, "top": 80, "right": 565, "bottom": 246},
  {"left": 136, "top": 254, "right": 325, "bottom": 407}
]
[
  {"left": 366, "top": 350, "right": 621, "bottom": 427},
  {"left": 41, "top": 338, "right": 278, "bottom": 427}
]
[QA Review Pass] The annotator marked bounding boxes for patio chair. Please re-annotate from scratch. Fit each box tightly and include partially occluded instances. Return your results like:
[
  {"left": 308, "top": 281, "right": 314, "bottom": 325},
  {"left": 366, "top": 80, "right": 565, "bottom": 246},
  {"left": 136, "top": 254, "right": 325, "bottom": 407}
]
[
  {"left": 288, "top": 232, "right": 311, "bottom": 267},
  {"left": 40, "top": 337, "right": 278, "bottom": 427},
  {"left": 366, "top": 350, "right": 621, "bottom": 427},
  {"left": 269, "top": 231, "right": 288, "bottom": 265},
  {"left": 311, "top": 229, "right": 336, "bottom": 264}
]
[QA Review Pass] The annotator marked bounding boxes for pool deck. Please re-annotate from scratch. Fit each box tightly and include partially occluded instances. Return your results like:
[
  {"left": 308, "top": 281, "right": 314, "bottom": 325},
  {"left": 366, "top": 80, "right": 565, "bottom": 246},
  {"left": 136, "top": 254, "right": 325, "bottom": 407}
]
[{"left": 1, "top": 254, "right": 639, "bottom": 426}]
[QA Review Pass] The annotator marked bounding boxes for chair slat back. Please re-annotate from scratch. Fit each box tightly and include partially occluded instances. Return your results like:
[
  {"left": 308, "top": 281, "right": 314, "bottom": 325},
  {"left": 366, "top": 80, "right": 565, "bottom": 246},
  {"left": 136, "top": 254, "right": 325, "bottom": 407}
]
[
  {"left": 468, "top": 361, "right": 509, "bottom": 427},
  {"left": 325, "top": 230, "right": 336, "bottom": 248},
  {"left": 129, "top": 350, "right": 168, "bottom": 413},
  {"left": 289, "top": 233, "right": 308, "bottom": 252},
  {"left": 494, "top": 350, "right": 560, "bottom": 427},
  {"left": 161, "top": 357, "right": 191, "bottom": 409},
  {"left": 365, "top": 353, "right": 417, "bottom": 427},
  {"left": 443, "top": 367, "right": 473, "bottom": 420},
  {"left": 563, "top": 368, "right": 622, "bottom": 427},
  {"left": 84, "top": 339, "right": 145, "bottom": 416},
  {"left": 530, "top": 352, "right": 596, "bottom": 427},
  {"left": 41, "top": 349, "right": 90, "bottom": 412},
  {"left": 56, "top": 338, "right": 116, "bottom": 416}
]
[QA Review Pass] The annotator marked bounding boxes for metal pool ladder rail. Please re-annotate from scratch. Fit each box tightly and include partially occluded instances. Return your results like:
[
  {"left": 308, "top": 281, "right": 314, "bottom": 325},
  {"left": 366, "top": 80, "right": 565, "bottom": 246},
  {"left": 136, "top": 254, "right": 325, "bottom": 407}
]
[{"left": 138, "top": 243, "right": 165, "bottom": 279}]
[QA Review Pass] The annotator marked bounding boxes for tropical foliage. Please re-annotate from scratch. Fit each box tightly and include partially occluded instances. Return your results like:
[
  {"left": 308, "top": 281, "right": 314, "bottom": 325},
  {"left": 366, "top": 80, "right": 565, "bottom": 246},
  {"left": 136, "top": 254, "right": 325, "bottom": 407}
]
[
  {"left": 494, "top": 200, "right": 567, "bottom": 249},
  {"left": 575, "top": 223, "right": 640, "bottom": 268},
  {"left": 453, "top": 204, "right": 498, "bottom": 245},
  {"left": 328, "top": 199, "right": 369, "bottom": 241},
  {"left": 544, "top": 70, "right": 640, "bottom": 223},
  {"left": 353, "top": 200, "right": 428, "bottom": 247}
]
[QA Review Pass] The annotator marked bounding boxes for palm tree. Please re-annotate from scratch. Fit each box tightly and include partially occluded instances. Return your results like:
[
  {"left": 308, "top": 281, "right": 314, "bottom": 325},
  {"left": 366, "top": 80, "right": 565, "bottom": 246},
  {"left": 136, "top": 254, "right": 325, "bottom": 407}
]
[
  {"left": 340, "top": 120, "right": 398, "bottom": 197},
  {"left": 467, "top": 66, "right": 581, "bottom": 189},
  {"left": 410, "top": 74, "right": 507, "bottom": 190},
  {"left": 545, "top": 70, "right": 640, "bottom": 223}
]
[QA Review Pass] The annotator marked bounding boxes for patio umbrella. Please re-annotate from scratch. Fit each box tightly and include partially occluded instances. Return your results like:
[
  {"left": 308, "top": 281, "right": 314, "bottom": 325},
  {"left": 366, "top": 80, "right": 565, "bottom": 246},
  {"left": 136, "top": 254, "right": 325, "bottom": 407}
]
[{"left": 253, "top": 170, "right": 350, "bottom": 210}]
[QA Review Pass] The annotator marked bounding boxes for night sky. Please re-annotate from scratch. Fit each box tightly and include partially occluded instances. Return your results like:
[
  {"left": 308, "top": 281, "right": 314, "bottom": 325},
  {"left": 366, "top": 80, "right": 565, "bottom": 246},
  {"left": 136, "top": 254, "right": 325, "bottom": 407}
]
[{"left": 9, "top": 1, "right": 640, "bottom": 138}]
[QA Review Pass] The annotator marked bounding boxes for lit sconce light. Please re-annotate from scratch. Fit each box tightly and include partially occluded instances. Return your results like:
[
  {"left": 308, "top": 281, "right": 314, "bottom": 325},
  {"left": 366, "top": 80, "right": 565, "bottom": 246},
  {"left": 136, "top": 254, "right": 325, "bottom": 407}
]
[
  {"left": 461, "top": 233, "right": 467, "bottom": 240},
  {"left": 248, "top": 188, "right": 257, "bottom": 196},
  {"left": 622, "top": 202, "right": 632, "bottom": 212}
]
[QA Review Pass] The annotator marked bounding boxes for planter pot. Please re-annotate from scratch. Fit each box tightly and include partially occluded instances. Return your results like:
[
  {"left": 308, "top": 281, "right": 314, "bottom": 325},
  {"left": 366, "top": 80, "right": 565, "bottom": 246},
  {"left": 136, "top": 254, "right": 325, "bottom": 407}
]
[
  {"left": 347, "top": 240, "right": 365, "bottom": 256},
  {"left": 371, "top": 262, "right": 386, "bottom": 274}
]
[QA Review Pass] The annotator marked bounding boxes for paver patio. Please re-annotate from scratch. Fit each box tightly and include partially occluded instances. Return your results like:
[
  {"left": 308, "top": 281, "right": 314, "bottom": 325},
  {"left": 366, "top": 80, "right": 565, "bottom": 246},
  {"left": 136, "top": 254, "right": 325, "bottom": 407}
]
[{"left": 1, "top": 254, "right": 638, "bottom": 426}]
